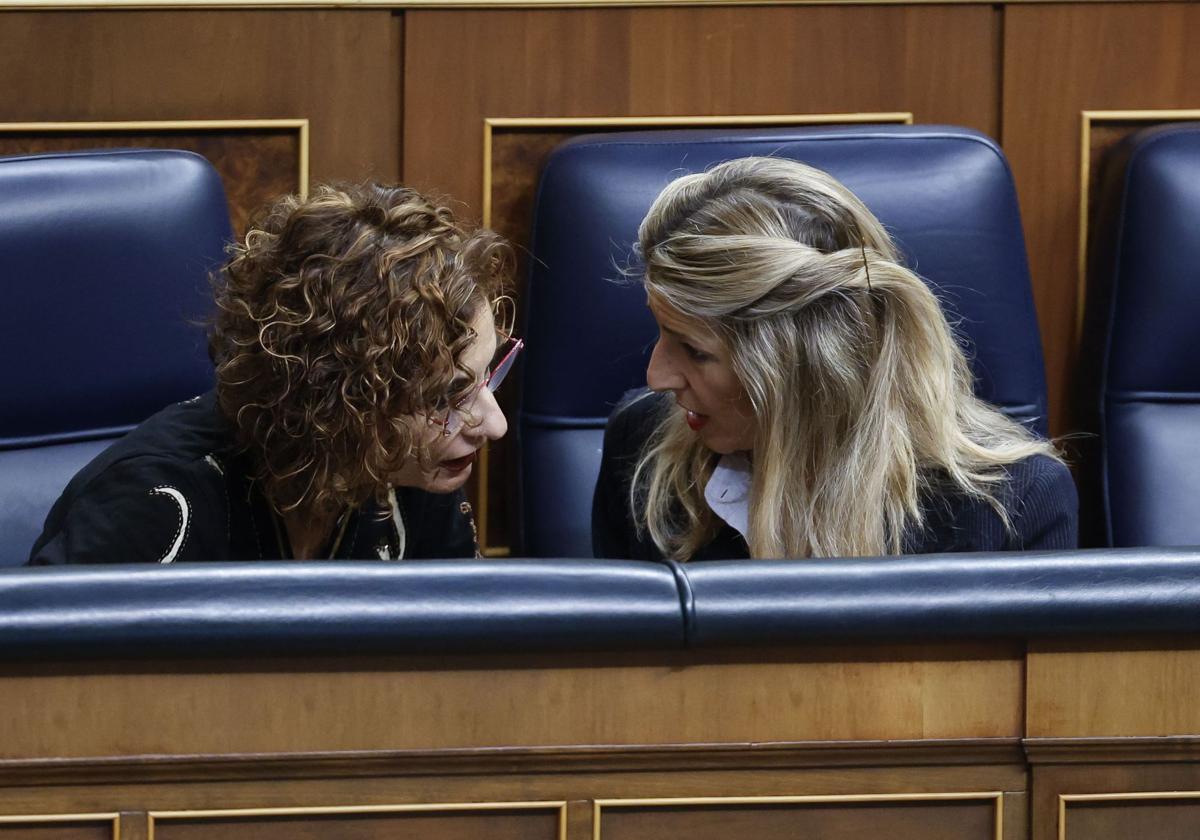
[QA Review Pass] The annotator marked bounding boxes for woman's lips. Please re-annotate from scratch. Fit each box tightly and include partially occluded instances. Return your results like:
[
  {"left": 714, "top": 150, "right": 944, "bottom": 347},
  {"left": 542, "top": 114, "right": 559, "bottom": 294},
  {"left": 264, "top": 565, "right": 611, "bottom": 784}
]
[
  {"left": 439, "top": 451, "right": 477, "bottom": 473},
  {"left": 684, "top": 409, "right": 709, "bottom": 431}
]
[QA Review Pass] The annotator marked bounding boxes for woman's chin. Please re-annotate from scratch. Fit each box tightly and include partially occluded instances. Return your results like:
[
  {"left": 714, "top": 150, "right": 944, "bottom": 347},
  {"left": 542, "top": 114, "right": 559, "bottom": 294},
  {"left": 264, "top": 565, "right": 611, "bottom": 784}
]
[
  {"left": 422, "top": 460, "right": 474, "bottom": 493},
  {"left": 390, "top": 455, "right": 475, "bottom": 494}
]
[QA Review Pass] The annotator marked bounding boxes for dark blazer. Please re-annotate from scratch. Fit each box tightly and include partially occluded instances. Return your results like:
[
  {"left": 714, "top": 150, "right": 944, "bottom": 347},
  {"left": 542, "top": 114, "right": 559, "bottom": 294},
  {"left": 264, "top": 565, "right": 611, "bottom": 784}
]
[
  {"left": 593, "top": 391, "right": 1079, "bottom": 561},
  {"left": 30, "top": 392, "right": 478, "bottom": 564}
]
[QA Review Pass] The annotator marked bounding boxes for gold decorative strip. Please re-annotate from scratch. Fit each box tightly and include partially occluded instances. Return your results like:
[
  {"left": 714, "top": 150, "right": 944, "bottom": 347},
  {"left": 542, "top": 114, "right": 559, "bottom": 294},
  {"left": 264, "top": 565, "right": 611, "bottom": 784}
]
[
  {"left": 478, "top": 111, "right": 912, "bottom": 557},
  {"left": 0, "top": 0, "right": 1183, "bottom": 9},
  {"left": 482, "top": 112, "right": 913, "bottom": 225},
  {"left": 594, "top": 791, "right": 1004, "bottom": 840},
  {"left": 1059, "top": 791, "right": 1200, "bottom": 840},
  {"left": 1076, "top": 109, "right": 1200, "bottom": 342},
  {"left": 0, "top": 812, "right": 120, "bottom": 840},
  {"left": 0, "top": 119, "right": 310, "bottom": 199},
  {"left": 148, "top": 800, "right": 567, "bottom": 840}
]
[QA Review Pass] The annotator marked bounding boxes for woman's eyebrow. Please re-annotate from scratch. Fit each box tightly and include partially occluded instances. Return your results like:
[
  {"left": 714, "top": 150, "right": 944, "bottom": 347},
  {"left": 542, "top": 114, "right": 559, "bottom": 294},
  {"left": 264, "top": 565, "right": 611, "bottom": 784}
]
[{"left": 662, "top": 323, "right": 714, "bottom": 347}]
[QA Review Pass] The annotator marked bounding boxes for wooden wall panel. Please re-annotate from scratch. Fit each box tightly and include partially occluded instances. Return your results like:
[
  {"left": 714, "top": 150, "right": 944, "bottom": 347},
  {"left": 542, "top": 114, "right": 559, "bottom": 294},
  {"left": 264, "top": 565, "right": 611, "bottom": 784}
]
[
  {"left": 0, "top": 816, "right": 115, "bottom": 840},
  {"left": 597, "top": 797, "right": 1002, "bottom": 840},
  {"left": 150, "top": 807, "right": 561, "bottom": 840},
  {"left": 1061, "top": 797, "right": 1200, "bottom": 840},
  {"left": 0, "top": 11, "right": 402, "bottom": 185},
  {"left": 1030, "top": 765, "right": 1200, "bottom": 840},
  {"left": 0, "top": 828, "right": 110, "bottom": 840},
  {"left": 1002, "top": 3, "right": 1200, "bottom": 435},
  {"left": 404, "top": 6, "right": 999, "bottom": 207}
]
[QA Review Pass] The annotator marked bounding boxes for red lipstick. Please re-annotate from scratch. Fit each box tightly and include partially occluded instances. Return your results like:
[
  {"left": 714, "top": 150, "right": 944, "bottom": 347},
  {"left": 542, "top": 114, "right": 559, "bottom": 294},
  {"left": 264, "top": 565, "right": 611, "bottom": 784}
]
[
  {"left": 439, "top": 451, "right": 477, "bottom": 473},
  {"left": 684, "top": 409, "right": 708, "bottom": 431}
]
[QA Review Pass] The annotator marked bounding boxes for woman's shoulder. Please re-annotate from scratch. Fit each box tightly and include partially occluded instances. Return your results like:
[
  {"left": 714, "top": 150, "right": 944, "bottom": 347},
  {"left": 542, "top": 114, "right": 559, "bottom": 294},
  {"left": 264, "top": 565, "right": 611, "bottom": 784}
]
[
  {"left": 1004, "top": 453, "right": 1079, "bottom": 545},
  {"left": 1003, "top": 453, "right": 1077, "bottom": 504},
  {"left": 29, "top": 393, "right": 237, "bottom": 564},
  {"left": 911, "top": 454, "right": 1078, "bottom": 553}
]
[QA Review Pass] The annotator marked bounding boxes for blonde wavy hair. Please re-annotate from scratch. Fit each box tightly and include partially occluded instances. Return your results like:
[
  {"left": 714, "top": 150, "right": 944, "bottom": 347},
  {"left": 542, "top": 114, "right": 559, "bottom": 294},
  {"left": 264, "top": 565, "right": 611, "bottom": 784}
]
[
  {"left": 633, "top": 156, "right": 1060, "bottom": 560},
  {"left": 210, "top": 182, "right": 512, "bottom": 518}
]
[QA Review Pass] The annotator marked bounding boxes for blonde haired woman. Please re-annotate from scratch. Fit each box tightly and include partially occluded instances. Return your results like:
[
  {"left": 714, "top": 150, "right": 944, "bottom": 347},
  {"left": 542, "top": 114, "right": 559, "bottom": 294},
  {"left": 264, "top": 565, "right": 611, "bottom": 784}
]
[{"left": 593, "top": 157, "right": 1077, "bottom": 561}]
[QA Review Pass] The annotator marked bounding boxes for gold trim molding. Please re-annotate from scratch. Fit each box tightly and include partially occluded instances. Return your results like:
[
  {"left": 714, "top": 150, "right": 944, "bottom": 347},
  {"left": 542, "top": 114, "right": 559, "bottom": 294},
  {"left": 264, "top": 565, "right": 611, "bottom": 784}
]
[
  {"left": 0, "top": 812, "right": 120, "bottom": 839},
  {"left": 1076, "top": 109, "right": 1200, "bottom": 341},
  {"left": 477, "top": 111, "right": 912, "bottom": 556},
  {"left": 0, "top": 0, "right": 1184, "bottom": 9},
  {"left": 481, "top": 112, "right": 913, "bottom": 225},
  {"left": 594, "top": 792, "right": 1004, "bottom": 840},
  {"left": 148, "top": 800, "right": 567, "bottom": 840},
  {"left": 0, "top": 119, "right": 310, "bottom": 198},
  {"left": 1058, "top": 791, "right": 1200, "bottom": 840}
]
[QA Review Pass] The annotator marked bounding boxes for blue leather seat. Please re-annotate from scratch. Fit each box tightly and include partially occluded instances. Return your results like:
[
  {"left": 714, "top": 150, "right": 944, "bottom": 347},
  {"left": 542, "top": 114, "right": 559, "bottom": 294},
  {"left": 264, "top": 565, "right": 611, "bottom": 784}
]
[
  {"left": 522, "top": 125, "right": 1049, "bottom": 557},
  {"left": 0, "top": 149, "right": 232, "bottom": 566},
  {"left": 1082, "top": 123, "right": 1200, "bottom": 547}
]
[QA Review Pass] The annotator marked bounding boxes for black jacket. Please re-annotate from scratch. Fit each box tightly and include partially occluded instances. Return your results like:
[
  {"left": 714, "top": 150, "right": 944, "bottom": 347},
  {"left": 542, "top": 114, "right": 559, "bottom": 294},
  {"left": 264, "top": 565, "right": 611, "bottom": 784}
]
[
  {"left": 592, "top": 391, "right": 1079, "bottom": 561},
  {"left": 29, "top": 392, "right": 478, "bottom": 564}
]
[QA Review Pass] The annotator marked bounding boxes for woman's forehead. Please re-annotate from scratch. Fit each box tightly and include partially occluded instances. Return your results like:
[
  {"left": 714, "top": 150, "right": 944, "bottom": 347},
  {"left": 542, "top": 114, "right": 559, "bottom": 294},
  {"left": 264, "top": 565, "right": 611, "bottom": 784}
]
[{"left": 647, "top": 291, "right": 719, "bottom": 343}]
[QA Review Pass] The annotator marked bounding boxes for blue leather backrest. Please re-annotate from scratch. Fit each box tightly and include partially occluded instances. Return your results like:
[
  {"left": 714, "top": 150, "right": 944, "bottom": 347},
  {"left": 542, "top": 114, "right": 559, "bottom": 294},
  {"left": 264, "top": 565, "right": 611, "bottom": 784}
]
[
  {"left": 0, "top": 149, "right": 232, "bottom": 566},
  {"left": 522, "top": 125, "right": 1048, "bottom": 557},
  {"left": 1085, "top": 123, "right": 1200, "bottom": 547}
]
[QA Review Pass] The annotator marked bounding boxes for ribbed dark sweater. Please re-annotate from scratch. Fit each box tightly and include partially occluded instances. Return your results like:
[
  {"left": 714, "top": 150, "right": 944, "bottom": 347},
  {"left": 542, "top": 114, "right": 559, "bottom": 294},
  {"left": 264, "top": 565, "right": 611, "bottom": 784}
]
[{"left": 592, "top": 391, "right": 1079, "bottom": 561}]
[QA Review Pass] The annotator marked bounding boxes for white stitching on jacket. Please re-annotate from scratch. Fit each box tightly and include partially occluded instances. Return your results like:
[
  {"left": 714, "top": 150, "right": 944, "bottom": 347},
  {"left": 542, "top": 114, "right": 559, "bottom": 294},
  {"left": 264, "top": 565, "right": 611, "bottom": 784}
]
[{"left": 150, "top": 485, "right": 190, "bottom": 563}]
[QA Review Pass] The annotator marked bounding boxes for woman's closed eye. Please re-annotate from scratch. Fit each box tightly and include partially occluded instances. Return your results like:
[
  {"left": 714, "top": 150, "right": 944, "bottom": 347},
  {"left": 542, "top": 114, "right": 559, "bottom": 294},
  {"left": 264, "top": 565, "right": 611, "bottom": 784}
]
[{"left": 682, "top": 342, "right": 714, "bottom": 363}]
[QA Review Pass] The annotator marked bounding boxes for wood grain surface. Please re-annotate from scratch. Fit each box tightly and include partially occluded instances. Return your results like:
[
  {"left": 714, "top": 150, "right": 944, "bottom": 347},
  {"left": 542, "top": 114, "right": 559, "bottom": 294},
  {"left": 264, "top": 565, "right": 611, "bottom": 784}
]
[
  {"left": 1027, "top": 638, "right": 1200, "bottom": 738},
  {"left": 0, "top": 10, "right": 401, "bottom": 185},
  {"left": 597, "top": 797, "right": 1000, "bottom": 840},
  {"left": 150, "top": 808, "right": 561, "bottom": 840},
  {"left": 405, "top": 5, "right": 998, "bottom": 209},
  {"left": 1031, "top": 764, "right": 1200, "bottom": 840},
  {"left": 0, "top": 644, "right": 1022, "bottom": 761},
  {"left": 0, "top": 823, "right": 113, "bottom": 840}
]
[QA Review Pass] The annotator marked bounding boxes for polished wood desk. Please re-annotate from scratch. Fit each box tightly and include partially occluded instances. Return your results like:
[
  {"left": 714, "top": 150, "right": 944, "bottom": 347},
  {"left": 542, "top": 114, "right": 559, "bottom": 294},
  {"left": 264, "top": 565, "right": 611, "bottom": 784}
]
[{"left": 3, "top": 637, "right": 1198, "bottom": 840}]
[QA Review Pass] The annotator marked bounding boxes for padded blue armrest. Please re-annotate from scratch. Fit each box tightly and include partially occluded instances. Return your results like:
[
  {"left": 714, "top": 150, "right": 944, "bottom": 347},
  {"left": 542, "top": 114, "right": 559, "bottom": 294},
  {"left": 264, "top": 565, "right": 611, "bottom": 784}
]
[
  {"left": 10, "top": 551, "right": 1199, "bottom": 661},
  {"left": 678, "top": 547, "right": 1200, "bottom": 645},
  {"left": 0, "top": 560, "right": 686, "bottom": 661}
]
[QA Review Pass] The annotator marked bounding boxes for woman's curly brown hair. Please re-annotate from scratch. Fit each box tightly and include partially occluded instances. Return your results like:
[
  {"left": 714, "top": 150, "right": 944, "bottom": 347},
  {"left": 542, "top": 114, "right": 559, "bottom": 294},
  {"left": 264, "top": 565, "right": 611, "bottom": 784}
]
[{"left": 209, "top": 182, "right": 513, "bottom": 518}]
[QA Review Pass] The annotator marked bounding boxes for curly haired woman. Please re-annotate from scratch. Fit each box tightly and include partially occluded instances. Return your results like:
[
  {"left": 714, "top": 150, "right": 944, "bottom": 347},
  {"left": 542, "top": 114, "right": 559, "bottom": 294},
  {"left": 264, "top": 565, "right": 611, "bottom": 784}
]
[
  {"left": 31, "top": 183, "right": 518, "bottom": 563},
  {"left": 593, "top": 157, "right": 1077, "bottom": 561}
]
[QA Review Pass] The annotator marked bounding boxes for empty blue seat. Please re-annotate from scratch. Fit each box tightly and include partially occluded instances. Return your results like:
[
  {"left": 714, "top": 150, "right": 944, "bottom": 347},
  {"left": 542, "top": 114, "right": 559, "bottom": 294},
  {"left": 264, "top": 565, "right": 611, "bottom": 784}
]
[
  {"left": 1082, "top": 122, "right": 1200, "bottom": 547},
  {"left": 0, "top": 149, "right": 232, "bottom": 565},
  {"left": 521, "top": 125, "right": 1049, "bottom": 557}
]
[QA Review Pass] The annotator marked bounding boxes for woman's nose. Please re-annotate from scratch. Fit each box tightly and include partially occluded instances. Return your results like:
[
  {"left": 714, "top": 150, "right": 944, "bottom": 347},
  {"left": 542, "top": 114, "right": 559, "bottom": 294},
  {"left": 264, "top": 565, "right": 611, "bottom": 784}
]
[
  {"left": 465, "top": 386, "right": 508, "bottom": 442},
  {"left": 646, "top": 339, "right": 685, "bottom": 392}
]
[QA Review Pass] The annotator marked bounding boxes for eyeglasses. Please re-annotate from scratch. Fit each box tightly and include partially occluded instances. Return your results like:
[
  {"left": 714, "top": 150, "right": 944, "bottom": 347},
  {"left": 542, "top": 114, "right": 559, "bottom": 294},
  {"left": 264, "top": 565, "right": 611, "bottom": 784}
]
[{"left": 432, "top": 334, "right": 524, "bottom": 436}]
